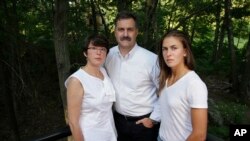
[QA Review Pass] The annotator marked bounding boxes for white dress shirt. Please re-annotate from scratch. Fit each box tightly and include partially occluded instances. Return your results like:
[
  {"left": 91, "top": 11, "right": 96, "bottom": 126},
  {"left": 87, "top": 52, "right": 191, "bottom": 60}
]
[{"left": 105, "top": 44, "right": 160, "bottom": 120}]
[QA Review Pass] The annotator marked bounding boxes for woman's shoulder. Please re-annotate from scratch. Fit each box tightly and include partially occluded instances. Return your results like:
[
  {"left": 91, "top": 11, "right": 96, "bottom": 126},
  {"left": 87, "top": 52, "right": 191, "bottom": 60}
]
[
  {"left": 65, "top": 71, "right": 82, "bottom": 88},
  {"left": 186, "top": 71, "right": 207, "bottom": 87}
]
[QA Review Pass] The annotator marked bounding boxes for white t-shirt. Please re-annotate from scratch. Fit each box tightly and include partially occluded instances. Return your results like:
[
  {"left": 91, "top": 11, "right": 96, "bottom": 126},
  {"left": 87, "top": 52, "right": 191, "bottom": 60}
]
[
  {"left": 159, "top": 71, "right": 208, "bottom": 141},
  {"left": 65, "top": 67, "right": 117, "bottom": 141},
  {"left": 105, "top": 44, "right": 160, "bottom": 120}
]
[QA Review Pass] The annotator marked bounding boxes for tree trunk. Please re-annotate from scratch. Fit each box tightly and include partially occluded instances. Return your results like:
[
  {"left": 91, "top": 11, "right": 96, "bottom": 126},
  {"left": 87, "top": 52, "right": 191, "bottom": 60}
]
[
  {"left": 167, "top": 1, "right": 177, "bottom": 30},
  {"left": 90, "top": 0, "right": 98, "bottom": 33},
  {"left": 96, "top": 1, "right": 110, "bottom": 38},
  {"left": 225, "top": 0, "right": 239, "bottom": 93},
  {"left": 115, "top": 0, "right": 133, "bottom": 12},
  {"left": 241, "top": 33, "right": 250, "bottom": 100},
  {"left": 54, "top": 0, "right": 70, "bottom": 111},
  {"left": 190, "top": 16, "right": 197, "bottom": 44},
  {"left": 217, "top": 20, "right": 226, "bottom": 62},
  {"left": 1, "top": 61, "right": 20, "bottom": 141},
  {"left": 212, "top": 0, "right": 222, "bottom": 63},
  {"left": 1, "top": 0, "right": 20, "bottom": 140},
  {"left": 143, "top": 0, "right": 158, "bottom": 51}
]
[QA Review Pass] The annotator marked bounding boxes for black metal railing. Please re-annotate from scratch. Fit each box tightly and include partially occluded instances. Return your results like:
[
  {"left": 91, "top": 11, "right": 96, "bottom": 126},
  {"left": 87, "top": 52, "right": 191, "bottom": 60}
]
[
  {"left": 27, "top": 125, "right": 224, "bottom": 141},
  {"left": 27, "top": 126, "right": 71, "bottom": 141}
]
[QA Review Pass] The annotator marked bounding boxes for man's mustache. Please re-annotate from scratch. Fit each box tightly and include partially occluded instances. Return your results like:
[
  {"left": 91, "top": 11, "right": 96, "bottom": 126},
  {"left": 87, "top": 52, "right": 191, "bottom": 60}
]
[{"left": 121, "top": 36, "right": 131, "bottom": 41}]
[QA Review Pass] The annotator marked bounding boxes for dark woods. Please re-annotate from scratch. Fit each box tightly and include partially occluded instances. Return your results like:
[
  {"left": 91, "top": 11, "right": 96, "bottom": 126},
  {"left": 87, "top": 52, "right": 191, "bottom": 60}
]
[{"left": 0, "top": 0, "right": 250, "bottom": 140}]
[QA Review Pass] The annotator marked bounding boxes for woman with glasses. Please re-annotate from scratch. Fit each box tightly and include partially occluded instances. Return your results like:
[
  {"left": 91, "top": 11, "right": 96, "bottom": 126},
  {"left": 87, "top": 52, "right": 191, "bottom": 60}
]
[{"left": 65, "top": 34, "right": 117, "bottom": 141}]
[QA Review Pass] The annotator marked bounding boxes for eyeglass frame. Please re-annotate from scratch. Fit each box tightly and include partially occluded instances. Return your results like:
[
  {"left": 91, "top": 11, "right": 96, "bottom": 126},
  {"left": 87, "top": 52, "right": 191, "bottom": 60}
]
[{"left": 87, "top": 46, "right": 108, "bottom": 53}]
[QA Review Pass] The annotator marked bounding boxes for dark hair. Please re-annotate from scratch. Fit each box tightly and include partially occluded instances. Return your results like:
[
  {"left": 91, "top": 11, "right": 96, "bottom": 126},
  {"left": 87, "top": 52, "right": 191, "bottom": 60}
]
[
  {"left": 114, "top": 11, "right": 138, "bottom": 28},
  {"left": 83, "top": 34, "right": 109, "bottom": 54},
  {"left": 158, "top": 29, "right": 195, "bottom": 93}
]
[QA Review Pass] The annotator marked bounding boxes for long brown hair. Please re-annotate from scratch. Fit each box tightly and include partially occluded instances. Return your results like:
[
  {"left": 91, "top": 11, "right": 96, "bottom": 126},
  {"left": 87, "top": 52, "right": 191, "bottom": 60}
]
[{"left": 158, "top": 29, "right": 195, "bottom": 93}]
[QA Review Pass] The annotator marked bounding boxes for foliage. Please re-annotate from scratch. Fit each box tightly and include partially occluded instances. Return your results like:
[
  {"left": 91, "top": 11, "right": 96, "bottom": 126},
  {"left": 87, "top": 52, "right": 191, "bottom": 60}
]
[
  {"left": 208, "top": 98, "right": 249, "bottom": 140},
  {"left": 216, "top": 101, "right": 248, "bottom": 125},
  {"left": 208, "top": 98, "right": 224, "bottom": 126},
  {"left": 208, "top": 125, "right": 229, "bottom": 140},
  {"left": 1, "top": 0, "right": 250, "bottom": 140},
  {"left": 209, "top": 99, "right": 248, "bottom": 126}
]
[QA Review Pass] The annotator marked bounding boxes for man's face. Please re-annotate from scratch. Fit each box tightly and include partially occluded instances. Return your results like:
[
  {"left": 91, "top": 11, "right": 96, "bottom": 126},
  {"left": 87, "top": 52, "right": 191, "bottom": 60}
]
[{"left": 115, "top": 18, "right": 138, "bottom": 49}]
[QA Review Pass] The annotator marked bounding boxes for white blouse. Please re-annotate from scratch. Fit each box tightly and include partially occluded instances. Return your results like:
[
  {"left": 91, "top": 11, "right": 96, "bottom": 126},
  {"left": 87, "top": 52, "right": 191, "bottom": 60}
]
[{"left": 65, "top": 67, "right": 117, "bottom": 141}]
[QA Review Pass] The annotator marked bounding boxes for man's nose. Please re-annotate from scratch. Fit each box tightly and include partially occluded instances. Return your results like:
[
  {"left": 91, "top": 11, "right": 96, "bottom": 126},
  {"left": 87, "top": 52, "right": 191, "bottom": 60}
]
[{"left": 123, "top": 30, "right": 128, "bottom": 36}]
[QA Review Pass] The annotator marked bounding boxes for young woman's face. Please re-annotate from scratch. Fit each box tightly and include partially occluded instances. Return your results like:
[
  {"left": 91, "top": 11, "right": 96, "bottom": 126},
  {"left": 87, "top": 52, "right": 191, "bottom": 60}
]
[
  {"left": 85, "top": 42, "right": 107, "bottom": 67},
  {"left": 162, "top": 36, "right": 187, "bottom": 69}
]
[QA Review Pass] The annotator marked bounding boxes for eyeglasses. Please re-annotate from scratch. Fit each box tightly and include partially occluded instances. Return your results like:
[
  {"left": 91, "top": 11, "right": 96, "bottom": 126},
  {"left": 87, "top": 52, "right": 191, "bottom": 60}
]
[{"left": 88, "top": 47, "right": 107, "bottom": 53}]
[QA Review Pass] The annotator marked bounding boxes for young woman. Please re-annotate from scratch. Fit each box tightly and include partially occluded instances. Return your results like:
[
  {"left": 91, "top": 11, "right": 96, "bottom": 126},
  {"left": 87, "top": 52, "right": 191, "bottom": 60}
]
[
  {"left": 157, "top": 30, "right": 208, "bottom": 141},
  {"left": 65, "top": 34, "right": 117, "bottom": 141}
]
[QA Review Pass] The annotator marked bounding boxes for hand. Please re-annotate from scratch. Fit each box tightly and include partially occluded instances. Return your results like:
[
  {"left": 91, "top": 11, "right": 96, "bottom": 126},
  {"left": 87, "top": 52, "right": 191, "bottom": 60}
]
[{"left": 135, "top": 117, "right": 154, "bottom": 128}]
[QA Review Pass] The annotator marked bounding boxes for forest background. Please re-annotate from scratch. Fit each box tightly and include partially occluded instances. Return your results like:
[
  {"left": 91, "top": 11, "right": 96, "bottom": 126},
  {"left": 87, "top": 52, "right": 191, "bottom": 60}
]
[{"left": 0, "top": 0, "right": 250, "bottom": 141}]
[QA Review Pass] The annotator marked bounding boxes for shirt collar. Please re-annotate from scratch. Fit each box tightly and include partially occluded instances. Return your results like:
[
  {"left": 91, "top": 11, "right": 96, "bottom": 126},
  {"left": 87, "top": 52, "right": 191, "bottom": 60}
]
[{"left": 116, "top": 43, "right": 139, "bottom": 58}]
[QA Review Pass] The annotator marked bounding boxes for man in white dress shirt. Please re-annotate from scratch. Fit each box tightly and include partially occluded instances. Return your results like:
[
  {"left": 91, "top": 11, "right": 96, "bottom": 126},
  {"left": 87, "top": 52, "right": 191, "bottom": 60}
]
[{"left": 105, "top": 11, "right": 160, "bottom": 141}]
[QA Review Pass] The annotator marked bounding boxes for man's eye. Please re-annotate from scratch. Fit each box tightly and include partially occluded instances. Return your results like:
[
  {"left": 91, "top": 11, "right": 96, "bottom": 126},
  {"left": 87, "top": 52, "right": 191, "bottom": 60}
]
[{"left": 118, "top": 28, "right": 124, "bottom": 31}]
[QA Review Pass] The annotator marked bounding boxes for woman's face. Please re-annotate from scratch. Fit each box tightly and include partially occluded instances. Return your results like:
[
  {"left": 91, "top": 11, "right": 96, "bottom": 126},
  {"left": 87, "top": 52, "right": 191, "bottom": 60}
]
[
  {"left": 162, "top": 36, "right": 187, "bottom": 69},
  {"left": 85, "top": 42, "right": 108, "bottom": 67}
]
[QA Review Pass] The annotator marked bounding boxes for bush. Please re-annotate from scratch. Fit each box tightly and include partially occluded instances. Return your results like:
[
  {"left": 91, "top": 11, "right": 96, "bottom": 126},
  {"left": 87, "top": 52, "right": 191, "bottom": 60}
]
[
  {"left": 208, "top": 99, "right": 248, "bottom": 140},
  {"left": 216, "top": 101, "right": 247, "bottom": 125}
]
